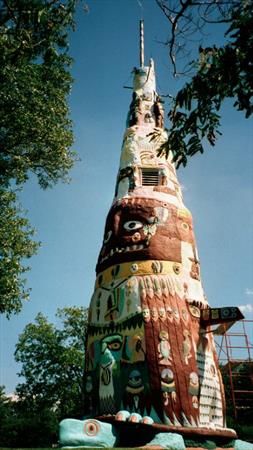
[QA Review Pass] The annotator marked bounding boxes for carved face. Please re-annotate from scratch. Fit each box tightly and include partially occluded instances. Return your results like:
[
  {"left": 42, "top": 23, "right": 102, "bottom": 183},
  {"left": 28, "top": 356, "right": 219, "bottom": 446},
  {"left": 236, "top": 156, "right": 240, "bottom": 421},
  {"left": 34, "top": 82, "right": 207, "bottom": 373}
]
[
  {"left": 158, "top": 307, "right": 166, "bottom": 321},
  {"left": 151, "top": 307, "right": 158, "bottom": 322},
  {"left": 189, "top": 372, "right": 199, "bottom": 388},
  {"left": 96, "top": 198, "right": 195, "bottom": 273},
  {"left": 142, "top": 307, "right": 150, "bottom": 323}
]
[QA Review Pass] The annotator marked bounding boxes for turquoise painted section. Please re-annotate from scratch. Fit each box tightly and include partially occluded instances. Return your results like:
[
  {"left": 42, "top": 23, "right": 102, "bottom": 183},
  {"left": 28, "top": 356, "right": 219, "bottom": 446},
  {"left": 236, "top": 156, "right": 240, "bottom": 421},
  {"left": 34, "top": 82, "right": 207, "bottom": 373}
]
[
  {"left": 59, "top": 416, "right": 253, "bottom": 449},
  {"left": 59, "top": 415, "right": 186, "bottom": 449},
  {"left": 148, "top": 432, "right": 186, "bottom": 449},
  {"left": 59, "top": 418, "right": 117, "bottom": 448},
  {"left": 234, "top": 440, "right": 253, "bottom": 450}
]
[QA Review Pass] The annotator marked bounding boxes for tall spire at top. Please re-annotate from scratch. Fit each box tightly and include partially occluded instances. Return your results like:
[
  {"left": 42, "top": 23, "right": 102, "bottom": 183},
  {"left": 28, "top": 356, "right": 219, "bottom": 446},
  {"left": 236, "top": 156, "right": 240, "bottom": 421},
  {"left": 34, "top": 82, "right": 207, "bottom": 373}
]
[{"left": 140, "top": 20, "right": 144, "bottom": 67}]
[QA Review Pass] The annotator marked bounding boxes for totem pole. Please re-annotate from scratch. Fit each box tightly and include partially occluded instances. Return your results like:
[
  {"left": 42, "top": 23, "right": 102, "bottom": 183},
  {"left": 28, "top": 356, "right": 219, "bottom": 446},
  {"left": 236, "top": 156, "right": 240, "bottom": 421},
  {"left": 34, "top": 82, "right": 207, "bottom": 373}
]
[{"left": 60, "top": 22, "right": 247, "bottom": 449}]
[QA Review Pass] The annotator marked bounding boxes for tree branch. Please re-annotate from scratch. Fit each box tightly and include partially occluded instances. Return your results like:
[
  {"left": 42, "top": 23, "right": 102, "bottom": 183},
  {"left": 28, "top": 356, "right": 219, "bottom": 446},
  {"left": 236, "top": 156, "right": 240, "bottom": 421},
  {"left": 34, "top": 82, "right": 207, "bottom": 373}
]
[{"left": 156, "top": 0, "right": 238, "bottom": 74}]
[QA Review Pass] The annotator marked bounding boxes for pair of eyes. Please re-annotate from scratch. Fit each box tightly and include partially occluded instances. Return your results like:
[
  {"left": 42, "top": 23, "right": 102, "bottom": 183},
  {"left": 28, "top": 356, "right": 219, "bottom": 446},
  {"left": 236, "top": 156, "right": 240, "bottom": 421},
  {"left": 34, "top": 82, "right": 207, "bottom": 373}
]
[{"left": 104, "top": 221, "right": 143, "bottom": 243}]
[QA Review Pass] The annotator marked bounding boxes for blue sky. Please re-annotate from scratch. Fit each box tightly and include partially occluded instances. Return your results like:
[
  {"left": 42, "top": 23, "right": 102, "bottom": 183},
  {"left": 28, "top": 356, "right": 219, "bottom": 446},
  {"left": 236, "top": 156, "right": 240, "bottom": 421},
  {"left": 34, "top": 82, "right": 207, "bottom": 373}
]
[{"left": 1, "top": 0, "right": 252, "bottom": 394}]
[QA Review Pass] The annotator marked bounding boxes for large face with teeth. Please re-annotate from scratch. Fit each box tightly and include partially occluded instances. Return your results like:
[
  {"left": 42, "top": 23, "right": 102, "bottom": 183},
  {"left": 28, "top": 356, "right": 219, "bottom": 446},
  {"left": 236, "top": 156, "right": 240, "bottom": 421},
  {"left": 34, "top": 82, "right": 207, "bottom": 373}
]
[{"left": 96, "top": 197, "right": 195, "bottom": 273}]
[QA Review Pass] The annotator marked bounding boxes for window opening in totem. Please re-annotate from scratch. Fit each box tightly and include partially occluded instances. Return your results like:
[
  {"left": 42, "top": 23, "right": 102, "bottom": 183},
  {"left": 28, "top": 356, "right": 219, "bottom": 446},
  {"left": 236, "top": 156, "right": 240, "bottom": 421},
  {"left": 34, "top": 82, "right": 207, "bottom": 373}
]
[{"left": 141, "top": 167, "right": 160, "bottom": 186}]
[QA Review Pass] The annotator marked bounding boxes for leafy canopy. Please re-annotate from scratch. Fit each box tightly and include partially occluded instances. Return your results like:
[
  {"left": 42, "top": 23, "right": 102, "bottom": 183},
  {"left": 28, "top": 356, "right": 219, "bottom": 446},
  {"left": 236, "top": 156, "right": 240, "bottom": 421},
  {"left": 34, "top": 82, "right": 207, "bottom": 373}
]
[
  {"left": 0, "top": 385, "right": 59, "bottom": 448},
  {"left": 0, "top": 188, "right": 39, "bottom": 316},
  {"left": 14, "top": 306, "right": 88, "bottom": 419},
  {"left": 0, "top": 306, "right": 88, "bottom": 447},
  {"left": 0, "top": 0, "right": 80, "bottom": 316},
  {"left": 156, "top": 1, "right": 253, "bottom": 167},
  {"left": 0, "top": 0, "right": 77, "bottom": 188}
]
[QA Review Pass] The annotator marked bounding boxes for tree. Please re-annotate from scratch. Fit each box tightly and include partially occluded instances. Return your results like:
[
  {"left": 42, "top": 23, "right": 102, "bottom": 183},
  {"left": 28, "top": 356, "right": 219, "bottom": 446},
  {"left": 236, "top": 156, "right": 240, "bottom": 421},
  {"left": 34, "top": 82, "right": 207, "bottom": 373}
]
[
  {"left": 0, "top": 386, "right": 14, "bottom": 447},
  {"left": 156, "top": 0, "right": 253, "bottom": 167},
  {"left": 0, "top": 307, "right": 88, "bottom": 447},
  {"left": 0, "top": 386, "right": 59, "bottom": 447},
  {"left": 14, "top": 306, "right": 88, "bottom": 420},
  {"left": 0, "top": 189, "right": 39, "bottom": 316},
  {"left": 0, "top": 0, "right": 78, "bottom": 188},
  {"left": 0, "top": 0, "right": 81, "bottom": 316}
]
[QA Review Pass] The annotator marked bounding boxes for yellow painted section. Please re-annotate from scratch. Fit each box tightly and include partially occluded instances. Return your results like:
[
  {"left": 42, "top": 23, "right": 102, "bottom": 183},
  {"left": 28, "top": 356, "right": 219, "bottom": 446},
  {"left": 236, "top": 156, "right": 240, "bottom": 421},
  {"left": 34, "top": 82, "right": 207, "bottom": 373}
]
[{"left": 95, "top": 260, "right": 182, "bottom": 287}]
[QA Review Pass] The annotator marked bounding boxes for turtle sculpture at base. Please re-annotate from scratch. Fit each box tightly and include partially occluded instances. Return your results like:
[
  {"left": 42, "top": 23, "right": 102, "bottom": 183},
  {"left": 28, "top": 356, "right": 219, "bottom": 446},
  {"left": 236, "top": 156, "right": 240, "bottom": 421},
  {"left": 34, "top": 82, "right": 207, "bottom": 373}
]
[
  {"left": 59, "top": 414, "right": 253, "bottom": 450},
  {"left": 59, "top": 22, "right": 252, "bottom": 450}
]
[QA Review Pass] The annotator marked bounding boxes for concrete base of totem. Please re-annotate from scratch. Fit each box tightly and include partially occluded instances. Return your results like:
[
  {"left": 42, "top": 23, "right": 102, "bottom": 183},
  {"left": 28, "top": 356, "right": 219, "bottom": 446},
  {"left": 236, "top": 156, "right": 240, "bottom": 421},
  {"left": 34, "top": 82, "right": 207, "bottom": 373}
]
[{"left": 59, "top": 415, "right": 253, "bottom": 449}]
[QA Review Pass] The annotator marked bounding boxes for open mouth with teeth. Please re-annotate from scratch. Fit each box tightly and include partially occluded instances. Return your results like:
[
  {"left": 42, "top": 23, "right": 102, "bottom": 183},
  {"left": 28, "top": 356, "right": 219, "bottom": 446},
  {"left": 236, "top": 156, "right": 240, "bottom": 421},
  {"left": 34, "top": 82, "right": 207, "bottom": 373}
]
[
  {"left": 100, "top": 244, "right": 146, "bottom": 264},
  {"left": 97, "top": 208, "right": 157, "bottom": 270}
]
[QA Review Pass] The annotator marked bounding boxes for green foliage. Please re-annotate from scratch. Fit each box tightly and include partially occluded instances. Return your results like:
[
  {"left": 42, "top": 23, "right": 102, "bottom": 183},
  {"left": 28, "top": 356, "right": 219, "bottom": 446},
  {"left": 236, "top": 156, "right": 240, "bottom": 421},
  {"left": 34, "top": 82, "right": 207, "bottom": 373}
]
[
  {"left": 0, "top": 0, "right": 78, "bottom": 187},
  {"left": 0, "top": 0, "right": 78, "bottom": 188},
  {"left": 158, "top": 1, "right": 253, "bottom": 166},
  {"left": 0, "top": 386, "right": 18, "bottom": 447},
  {"left": 0, "top": 391, "right": 58, "bottom": 447},
  {"left": 0, "top": 307, "right": 88, "bottom": 447},
  {"left": 0, "top": 0, "right": 80, "bottom": 316},
  {"left": 15, "top": 306, "right": 88, "bottom": 419},
  {"left": 0, "top": 188, "right": 39, "bottom": 316},
  {"left": 0, "top": 60, "right": 75, "bottom": 188}
]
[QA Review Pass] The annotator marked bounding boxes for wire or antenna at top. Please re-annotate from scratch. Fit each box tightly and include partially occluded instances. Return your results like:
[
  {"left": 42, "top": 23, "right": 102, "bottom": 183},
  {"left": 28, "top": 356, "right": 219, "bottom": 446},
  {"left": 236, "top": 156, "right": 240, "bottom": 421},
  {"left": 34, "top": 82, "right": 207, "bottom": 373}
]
[
  {"left": 136, "top": 0, "right": 144, "bottom": 20},
  {"left": 140, "top": 20, "right": 144, "bottom": 67}
]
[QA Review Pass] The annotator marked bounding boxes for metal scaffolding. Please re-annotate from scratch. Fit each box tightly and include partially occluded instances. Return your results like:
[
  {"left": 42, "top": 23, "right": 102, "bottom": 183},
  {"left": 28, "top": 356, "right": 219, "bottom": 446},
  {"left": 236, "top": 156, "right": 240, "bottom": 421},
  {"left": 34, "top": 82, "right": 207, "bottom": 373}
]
[{"left": 215, "top": 319, "right": 253, "bottom": 420}]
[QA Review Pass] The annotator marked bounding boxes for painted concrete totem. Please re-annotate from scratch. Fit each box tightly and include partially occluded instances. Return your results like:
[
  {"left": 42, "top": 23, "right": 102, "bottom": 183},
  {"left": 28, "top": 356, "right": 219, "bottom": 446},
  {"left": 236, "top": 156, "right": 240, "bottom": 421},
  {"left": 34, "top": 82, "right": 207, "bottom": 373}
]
[
  {"left": 60, "top": 22, "right": 249, "bottom": 450},
  {"left": 85, "top": 59, "right": 227, "bottom": 431}
]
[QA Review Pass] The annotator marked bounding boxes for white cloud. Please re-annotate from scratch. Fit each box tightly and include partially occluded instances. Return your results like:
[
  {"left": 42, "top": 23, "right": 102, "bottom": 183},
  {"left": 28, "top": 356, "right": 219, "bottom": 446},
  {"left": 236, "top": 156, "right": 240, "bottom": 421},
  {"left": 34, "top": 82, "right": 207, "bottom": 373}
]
[
  {"left": 238, "top": 303, "right": 253, "bottom": 314},
  {"left": 245, "top": 288, "right": 253, "bottom": 296}
]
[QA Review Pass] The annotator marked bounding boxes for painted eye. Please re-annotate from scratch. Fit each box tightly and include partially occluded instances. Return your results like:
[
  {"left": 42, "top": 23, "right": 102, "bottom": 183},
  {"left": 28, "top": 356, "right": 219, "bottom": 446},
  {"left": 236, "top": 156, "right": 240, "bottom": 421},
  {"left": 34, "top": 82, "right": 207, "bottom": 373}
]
[
  {"left": 123, "top": 220, "right": 143, "bottom": 231},
  {"left": 108, "top": 341, "right": 121, "bottom": 351},
  {"left": 181, "top": 222, "right": 189, "bottom": 231},
  {"left": 84, "top": 420, "right": 100, "bottom": 436},
  {"left": 103, "top": 230, "right": 112, "bottom": 243}
]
